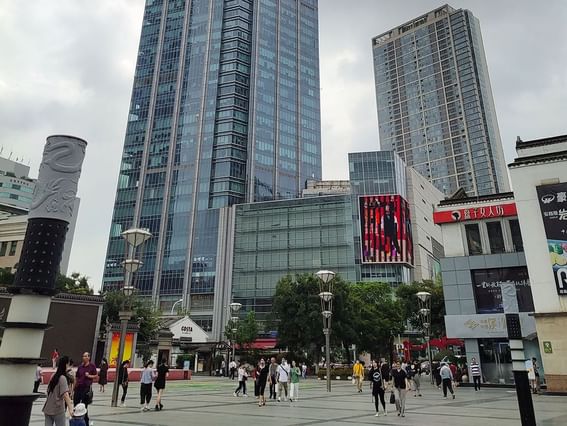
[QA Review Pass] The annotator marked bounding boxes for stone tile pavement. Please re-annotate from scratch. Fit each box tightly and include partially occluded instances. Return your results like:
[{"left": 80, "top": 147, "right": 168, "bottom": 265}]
[{"left": 30, "top": 376, "right": 567, "bottom": 425}]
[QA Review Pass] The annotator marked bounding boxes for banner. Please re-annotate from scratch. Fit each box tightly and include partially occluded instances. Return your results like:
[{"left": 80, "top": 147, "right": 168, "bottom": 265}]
[
  {"left": 109, "top": 332, "right": 134, "bottom": 368},
  {"left": 536, "top": 183, "right": 567, "bottom": 295},
  {"left": 471, "top": 267, "right": 535, "bottom": 314},
  {"left": 433, "top": 202, "right": 517, "bottom": 224},
  {"left": 359, "top": 195, "right": 413, "bottom": 265}
]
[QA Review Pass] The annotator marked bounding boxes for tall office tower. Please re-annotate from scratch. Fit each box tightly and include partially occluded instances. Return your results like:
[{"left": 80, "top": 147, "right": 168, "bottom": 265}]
[
  {"left": 372, "top": 5, "right": 509, "bottom": 196},
  {"left": 102, "top": 0, "right": 321, "bottom": 325}
]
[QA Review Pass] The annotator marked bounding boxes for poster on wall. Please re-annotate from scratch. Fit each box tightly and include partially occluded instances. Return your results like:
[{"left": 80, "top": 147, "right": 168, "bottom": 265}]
[
  {"left": 472, "top": 267, "right": 535, "bottom": 314},
  {"left": 536, "top": 183, "right": 567, "bottom": 295},
  {"left": 109, "top": 332, "right": 134, "bottom": 367},
  {"left": 359, "top": 194, "right": 413, "bottom": 265}
]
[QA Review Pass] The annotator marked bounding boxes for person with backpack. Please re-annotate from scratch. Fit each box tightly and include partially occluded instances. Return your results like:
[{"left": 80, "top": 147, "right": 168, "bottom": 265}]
[
  {"left": 43, "top": 355, "right": 74, "bottom": 425},
  {"left": 369, "top": 360, "right": 387, "bottom": 416}
]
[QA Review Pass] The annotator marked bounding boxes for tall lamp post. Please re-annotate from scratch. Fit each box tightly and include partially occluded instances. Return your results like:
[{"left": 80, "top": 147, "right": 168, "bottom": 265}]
[
  {"left": 229, "top": 302, "right": 242, "bottom": 364},
  {"left": 110, "top": 227, "right": 151, "bottom": 408},
  {"left": 416, "top": 291, "right": 433, "bottom": 385},
  {"left": 316, "top": 270, "right": 335, "bottom": 393}
]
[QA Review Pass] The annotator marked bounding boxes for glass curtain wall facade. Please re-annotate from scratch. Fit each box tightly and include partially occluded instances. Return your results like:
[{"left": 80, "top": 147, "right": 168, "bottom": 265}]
[
  {"left": 103, "top": 0, "right": 322, "bottom": 316},
  {"left": 232, "top": 195, "right": 355, "bottom": 324},
  {"left": 372, "top": 5, "right": 509, "bottom": 196}
]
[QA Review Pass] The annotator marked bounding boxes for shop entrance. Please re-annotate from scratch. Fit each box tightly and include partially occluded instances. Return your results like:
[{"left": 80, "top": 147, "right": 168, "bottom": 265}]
[{"left": 478, "top": 339, "right": 513, "bottom": 384}]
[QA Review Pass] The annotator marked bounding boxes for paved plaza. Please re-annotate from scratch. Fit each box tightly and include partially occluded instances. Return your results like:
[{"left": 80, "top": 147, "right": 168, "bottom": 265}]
[{"left": 31, "top": 377, "right": 567, "bottom": 425}]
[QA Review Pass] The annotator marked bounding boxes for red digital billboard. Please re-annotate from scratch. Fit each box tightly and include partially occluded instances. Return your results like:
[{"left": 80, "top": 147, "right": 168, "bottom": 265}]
[{"left": 359, "top": 195, "right": 413, "bottom": 265}]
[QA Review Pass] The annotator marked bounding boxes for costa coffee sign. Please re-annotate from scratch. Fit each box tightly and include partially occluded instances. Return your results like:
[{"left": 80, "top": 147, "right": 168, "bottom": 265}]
[{"left": 433, "top": 202, "right": 517, "bottom": 224}]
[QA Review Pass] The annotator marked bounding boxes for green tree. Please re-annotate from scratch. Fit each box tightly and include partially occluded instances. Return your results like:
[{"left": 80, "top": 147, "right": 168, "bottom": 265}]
[
  {"left": 396, "top": 280, "right": 445, "bottom": 337},
  {"left": 55, "top": 272, "right": 93, "bottom": 295},
  {"left": 346, "top": 282, "right": 404, "bottom": 359},
  {"left": 225, "top": 310, "right": 259, "bottom": 349},
  {"left": 270, "top": 273, "right": 351, "bottom": 361},
  {"left": 101, "top": 290, "right": 163, "bottom": 359}
]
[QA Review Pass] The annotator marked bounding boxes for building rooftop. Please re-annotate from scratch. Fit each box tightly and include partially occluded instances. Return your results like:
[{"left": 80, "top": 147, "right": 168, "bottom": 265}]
[
  {"left": 372, "top": 4, "right": 456, "bottom": 47},
  {"left": 438, "top": 190, "right": 515, "bottom": 207}
]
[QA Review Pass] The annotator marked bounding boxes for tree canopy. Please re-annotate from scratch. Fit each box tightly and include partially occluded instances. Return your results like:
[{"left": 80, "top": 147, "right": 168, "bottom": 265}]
[
  {"left": 396, "top": 280, "right": 445, "bottom": 338},
  {"left": 55, "top": 272, "right": 93, "bottom": 295},
  {"left": 101, "top": 290, "right": 163, "bottom": 359},
  {"left": 225, "top": 310, "right": 259, "bottom": 349},
  {"left": 270, "top": 275, "right": 444, "bottom": 362}
]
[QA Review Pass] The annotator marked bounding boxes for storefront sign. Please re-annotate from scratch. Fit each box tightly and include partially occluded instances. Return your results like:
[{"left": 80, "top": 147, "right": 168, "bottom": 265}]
[
  {"left": 536, "top": 183, "right": 567, "bottom": 295},
  {"left": 543, "top": 341, "right": 553, "bottom": 354},
  {"left": 445, "top": 313, "right": 536, "bottom": 339},
  {"left": 472, "top": 267, "right": 535, "bottom": 314},
  {"left": 433, "top": 202, "right": 517, "bottom": 224}
]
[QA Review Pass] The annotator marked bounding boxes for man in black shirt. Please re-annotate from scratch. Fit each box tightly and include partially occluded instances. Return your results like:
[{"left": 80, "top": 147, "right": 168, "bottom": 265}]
[{"left": 390, "top": 362, "right": 409, "bottom": 417}]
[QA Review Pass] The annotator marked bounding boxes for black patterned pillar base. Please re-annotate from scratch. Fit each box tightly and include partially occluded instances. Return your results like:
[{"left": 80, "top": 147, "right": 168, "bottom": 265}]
[
  {"left": 9, "top": 218, "right": 68, "bottom": 296},
  {"left": 0, "top": 394, "right": 39, "bottom": 426}
]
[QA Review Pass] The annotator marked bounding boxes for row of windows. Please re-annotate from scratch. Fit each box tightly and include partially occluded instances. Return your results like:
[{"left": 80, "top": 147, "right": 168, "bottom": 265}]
[{"left": 0, "top": 241, "right": 18, "bottom": 257}]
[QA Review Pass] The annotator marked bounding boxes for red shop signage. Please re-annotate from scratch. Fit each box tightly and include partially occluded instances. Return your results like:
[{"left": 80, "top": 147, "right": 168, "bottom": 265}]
[{"left": 433, "top": 202, "right": 517, "bottom": 224}]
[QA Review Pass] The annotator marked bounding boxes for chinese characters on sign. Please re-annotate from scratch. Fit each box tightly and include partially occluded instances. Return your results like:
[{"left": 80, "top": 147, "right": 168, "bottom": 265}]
[
  {"left": 537, "top": 183, "right": 567, "bottom": 295},
  {"left": 433, "top": 202, "right": 517, "bottom": 224}
]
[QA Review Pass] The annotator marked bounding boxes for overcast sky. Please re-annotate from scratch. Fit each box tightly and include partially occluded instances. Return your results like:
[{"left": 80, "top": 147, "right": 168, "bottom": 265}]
[{"left": 1, "top": 0, "right": 566, "bottom": 291}]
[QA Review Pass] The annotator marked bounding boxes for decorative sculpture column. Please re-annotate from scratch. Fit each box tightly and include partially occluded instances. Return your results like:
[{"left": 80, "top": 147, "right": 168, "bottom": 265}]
[{"left": 0, "top": 135, "right": 87, "bottom": 426}]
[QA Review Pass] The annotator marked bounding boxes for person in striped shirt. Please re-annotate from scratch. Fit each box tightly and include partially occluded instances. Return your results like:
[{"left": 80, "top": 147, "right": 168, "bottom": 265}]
[{"left": 470, "top": 358, "right": 482, "bottom": 391}]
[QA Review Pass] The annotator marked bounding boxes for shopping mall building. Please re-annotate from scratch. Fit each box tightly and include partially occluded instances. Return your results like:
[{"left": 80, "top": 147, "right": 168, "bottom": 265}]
[{"left": 210, "top": 150, "right": 445, "bottom": 337}]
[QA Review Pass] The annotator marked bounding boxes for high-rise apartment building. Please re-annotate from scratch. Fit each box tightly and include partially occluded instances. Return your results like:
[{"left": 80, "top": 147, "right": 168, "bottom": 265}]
[
  {"left": 102, "top": 0, "right": 322, "bottom": 320},
  {"left": 372, "top": 5, "right": 509, "bottom": 196}
]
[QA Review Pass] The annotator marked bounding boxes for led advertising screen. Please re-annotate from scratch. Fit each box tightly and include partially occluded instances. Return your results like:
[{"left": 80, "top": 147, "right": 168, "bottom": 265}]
[
  {"left": 471, "top": 267, "right": 535, "bottom": 314},
  {"left": 536, "top": 183, "right": 567, "bottom": 295},
  {"left": 359, "top": 195, "right": 413, "bottom": 265}
]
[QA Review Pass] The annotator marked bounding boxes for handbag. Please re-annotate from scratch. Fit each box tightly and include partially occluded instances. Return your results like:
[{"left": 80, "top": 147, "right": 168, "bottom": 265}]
[
  {"left": 85, "top": 387, "right": 93, "bottom": 405},
  {"left": 389, "top": 392, "right": 396, "bottom": 404}
]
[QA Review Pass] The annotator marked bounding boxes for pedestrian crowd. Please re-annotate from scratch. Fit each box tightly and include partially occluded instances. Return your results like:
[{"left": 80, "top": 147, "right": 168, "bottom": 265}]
[{"left": 41, "top": 349, "right": 170, "bottom": 426}]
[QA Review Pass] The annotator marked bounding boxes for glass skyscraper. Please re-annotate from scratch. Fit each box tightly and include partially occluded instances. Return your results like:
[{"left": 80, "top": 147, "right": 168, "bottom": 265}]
[
  {"left": 102, "top": 0, "right": 321, "bottom": 320},
  {"left": 372, "top": 5, "right": 509, "bottom": 196}
]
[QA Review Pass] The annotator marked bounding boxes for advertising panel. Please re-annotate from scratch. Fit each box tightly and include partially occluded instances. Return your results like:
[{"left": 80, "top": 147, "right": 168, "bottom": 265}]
[
  {"left": 536, "top": 183, "right": 567, "bottom": 295},
  {"left": 472, "top": 267, "right": 535, "bottom": 314},
  {"left": 359, "top": 195, "right": 413, "bottom": 265},
  {"left": 433, "top": 202, "right": 517, "bottom": 224},
  {"left": 109, "top": 332, "right": 134, "bottom": 368}
]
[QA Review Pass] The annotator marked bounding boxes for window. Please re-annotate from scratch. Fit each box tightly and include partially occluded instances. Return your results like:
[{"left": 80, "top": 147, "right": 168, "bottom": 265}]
[
  {"left": 508, "top": 219, "right": 523, "bottom": 252},
  {"left": 8, "top": 241, "right": 17, "bottom": 256},
  {"left": 465, "top": 224, "right": 482, "bottom": 255},
  {"left": 0, "top": 242, "right": 7, "bottom": 256},
  {"left": 486, "top": 222, "right": 505, "bottom": 254}
]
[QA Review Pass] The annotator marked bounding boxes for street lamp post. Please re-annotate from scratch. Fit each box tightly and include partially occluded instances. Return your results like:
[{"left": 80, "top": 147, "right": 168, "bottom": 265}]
[
  {"left": 170, "top": 298, "right": 183, "bottom": 315},
  {"left": 229, "top": 302, "right": 242, "bottom": 364},
  {"left": 416, "top": 291, "right": 433, "bottom": 385},
  {"left": 316, "top": 270, "right": 335, "bottom": 393},
  {"left": 110, "top": 227, "right": 151, "bottom": 408}
]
